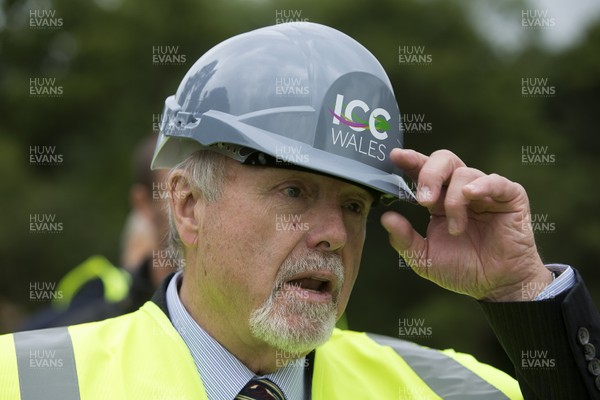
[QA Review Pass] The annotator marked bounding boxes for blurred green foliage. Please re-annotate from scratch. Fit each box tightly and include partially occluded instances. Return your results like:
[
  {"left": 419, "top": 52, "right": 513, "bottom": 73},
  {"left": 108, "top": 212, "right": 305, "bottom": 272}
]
[{"left": 1, "top": 0, "right": 599, "bottom": 376}]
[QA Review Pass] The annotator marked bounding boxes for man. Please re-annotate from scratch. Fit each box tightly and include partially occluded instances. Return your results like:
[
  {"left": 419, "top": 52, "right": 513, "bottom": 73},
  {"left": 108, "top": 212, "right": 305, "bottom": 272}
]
[{"left": 1, "top": 22, "right": 598, "bottom": 399}]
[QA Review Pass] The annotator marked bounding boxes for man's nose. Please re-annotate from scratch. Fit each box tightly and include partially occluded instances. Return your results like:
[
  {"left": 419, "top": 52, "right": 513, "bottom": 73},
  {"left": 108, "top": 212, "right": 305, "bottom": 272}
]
[{"left": 305, "top": 203, "right": 348, "bottom": 253}]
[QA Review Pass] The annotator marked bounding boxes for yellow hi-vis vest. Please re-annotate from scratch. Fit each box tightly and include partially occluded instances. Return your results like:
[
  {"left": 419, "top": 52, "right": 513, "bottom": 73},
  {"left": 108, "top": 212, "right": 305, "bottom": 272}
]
[{"left": 0, "top": 301, "right": 522, "bottom": 399}]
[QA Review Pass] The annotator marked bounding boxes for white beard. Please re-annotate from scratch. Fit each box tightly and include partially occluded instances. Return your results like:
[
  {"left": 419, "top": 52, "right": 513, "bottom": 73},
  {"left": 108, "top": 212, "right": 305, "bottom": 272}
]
[{"left": 249, "top": 252, "right": 344, "bottom": 355}]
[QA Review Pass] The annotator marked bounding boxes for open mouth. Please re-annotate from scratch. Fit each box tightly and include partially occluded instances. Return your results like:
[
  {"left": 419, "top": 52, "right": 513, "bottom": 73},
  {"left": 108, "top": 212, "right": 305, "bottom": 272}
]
[
  {"left": 280, "top": 272, "right": 338, "bottom": 303},
  {"left": 285, "top": 277, "right": 332, "bottom": 294}
]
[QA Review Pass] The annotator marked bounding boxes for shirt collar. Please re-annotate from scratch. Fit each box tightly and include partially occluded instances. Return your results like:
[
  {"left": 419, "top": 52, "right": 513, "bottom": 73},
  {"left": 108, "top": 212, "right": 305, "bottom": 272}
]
[{"left": 166, "top": 271, "right": 306, "bottom": 400}]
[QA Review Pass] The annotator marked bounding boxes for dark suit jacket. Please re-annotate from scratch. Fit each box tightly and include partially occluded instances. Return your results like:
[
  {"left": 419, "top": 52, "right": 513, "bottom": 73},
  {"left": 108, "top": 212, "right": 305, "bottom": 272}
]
[{"left": 480, "top": 269, "right": 600, "bottom": 399}]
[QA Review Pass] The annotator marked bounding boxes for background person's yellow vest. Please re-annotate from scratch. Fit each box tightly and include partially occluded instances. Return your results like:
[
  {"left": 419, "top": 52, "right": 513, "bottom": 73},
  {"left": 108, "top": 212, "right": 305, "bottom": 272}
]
[{"left": 0, "top": 301, "right": 522, "bottom": 399}]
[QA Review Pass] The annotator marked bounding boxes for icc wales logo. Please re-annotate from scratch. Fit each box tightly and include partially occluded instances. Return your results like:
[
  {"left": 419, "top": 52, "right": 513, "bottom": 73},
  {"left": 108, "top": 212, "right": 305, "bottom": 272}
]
[
  {"left": 328, "top": 94, "right": 393, "bottom": 162},
  {"left": 329, "top": 94, "right": 392, "bottom": 140}
]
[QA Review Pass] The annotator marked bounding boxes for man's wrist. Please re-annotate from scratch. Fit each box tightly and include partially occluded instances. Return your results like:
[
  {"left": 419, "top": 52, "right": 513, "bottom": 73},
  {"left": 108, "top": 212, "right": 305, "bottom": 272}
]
[
  {"left": 511, "top": 268, "right": 554, "bottom": 302},
  {"left": 483, "top": 264, "right": 575, "bottom": 302},
  {"left": 483, "top": 260, "right": 552, "bottom": 302}
]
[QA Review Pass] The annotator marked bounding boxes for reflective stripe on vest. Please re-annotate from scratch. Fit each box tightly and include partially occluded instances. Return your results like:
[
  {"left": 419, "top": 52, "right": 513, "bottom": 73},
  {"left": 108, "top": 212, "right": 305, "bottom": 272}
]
[
  {"left": 14, "top": 327, "right": 80, "bottom": 400},
  {"left": 367, "top": 333, "right": 509, "bottom": 399}
]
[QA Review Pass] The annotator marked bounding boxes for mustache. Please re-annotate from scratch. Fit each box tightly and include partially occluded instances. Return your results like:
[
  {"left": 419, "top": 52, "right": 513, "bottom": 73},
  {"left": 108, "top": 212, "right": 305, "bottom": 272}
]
[{"left": 274, "top": 252, "right": 344, "bottom": 293}]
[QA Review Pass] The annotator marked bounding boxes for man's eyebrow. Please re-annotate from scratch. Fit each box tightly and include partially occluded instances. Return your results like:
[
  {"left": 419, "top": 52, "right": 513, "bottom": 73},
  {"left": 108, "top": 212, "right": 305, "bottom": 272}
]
[
  {"left": 354, "top": 189, "right": 377, "bottom": 206},
  {"left": 260, "top": 167, "right": 379, "bottom": 203}
]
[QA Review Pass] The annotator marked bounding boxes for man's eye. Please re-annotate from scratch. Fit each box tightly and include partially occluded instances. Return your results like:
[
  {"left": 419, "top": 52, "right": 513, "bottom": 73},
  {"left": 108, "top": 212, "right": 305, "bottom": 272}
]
[
  {"left": 283, "top": 187, "right": 301, "bottom": 198},
  {"left": 346, "top": 202, "right": 364, "bottom": 215}
]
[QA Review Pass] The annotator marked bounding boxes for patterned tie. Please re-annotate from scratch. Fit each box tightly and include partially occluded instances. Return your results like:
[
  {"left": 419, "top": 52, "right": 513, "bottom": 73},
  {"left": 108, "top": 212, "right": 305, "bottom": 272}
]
[{"left": 235, "top": 378, "right": 287, "bottom": 400}]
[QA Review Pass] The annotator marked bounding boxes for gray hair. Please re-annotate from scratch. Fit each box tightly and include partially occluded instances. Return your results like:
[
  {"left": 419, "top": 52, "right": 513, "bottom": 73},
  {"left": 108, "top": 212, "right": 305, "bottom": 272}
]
[{"left": 165, "top": 150, "right": 230, "bottom": 258}]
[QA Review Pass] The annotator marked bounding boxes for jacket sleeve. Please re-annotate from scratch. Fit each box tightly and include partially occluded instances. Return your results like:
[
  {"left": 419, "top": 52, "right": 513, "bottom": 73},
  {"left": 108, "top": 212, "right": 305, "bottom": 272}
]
[{"left": 479, "top": 269, "right": 600, "bottom": 399}]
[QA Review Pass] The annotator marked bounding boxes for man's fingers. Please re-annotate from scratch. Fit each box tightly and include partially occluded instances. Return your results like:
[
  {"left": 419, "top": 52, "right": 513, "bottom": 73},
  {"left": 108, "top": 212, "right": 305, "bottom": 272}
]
[
  {"left": 444, "top": 173, "right": 528, "bottom": 235},
  {"left": 381, "top": 211, "right": 428, "bottom": 276},
  {"left": 390, "top": 148, "right": 428, "bottom": 183},
  {"left": 391, "top": 148, "right": 527, "bottom": 236},
  {"left": 416, "top": 150, "right": 467, "bottom": 206},
  {"left": 381, "top": 211, "right": 419, "bottom": 250},
  {"left": 463, "top": 174, "right": 526, "bottom": 204},
  {"left": 444, "top": 167, "right": 486, "bottom": 235},
  {"left": 391, "top": 149, "right": 468, "bottom": 206}
]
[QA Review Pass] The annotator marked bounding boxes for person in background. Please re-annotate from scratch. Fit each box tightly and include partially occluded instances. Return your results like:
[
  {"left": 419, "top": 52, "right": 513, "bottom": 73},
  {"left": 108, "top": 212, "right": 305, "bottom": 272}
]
[{"left": 19, "top": 135, "right": 177, "bottom": 330}]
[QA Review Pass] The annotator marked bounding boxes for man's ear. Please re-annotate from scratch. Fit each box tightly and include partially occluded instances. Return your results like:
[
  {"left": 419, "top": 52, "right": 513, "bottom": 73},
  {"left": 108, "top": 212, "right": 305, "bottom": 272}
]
[{"left": 168, "top": 170, "right": 202, "bottom": 246}]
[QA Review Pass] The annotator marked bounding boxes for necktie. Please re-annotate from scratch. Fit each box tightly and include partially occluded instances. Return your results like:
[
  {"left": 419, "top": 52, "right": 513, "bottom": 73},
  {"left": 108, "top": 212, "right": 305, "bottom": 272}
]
[{"left": 235, "top": 378, "right": 287, "bottom": 400}]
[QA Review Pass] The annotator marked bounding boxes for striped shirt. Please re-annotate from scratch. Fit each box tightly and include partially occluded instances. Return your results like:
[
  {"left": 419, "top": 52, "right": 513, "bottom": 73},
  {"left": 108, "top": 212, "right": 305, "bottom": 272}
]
[{"left": 166, "top": 272, "right": 305, "bottom": 400}]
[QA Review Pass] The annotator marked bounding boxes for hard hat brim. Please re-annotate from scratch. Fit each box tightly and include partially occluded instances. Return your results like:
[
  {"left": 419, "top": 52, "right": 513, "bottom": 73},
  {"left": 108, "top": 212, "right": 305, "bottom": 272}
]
[{"left": 152, "top": 105, "right": 416, "bottom": 202}]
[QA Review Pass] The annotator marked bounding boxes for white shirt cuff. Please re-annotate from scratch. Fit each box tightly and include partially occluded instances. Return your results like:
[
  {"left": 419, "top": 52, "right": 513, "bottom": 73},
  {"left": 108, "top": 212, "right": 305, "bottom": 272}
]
[{"left": 534, "top": 264, "right": 575, "bottom": 301}]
